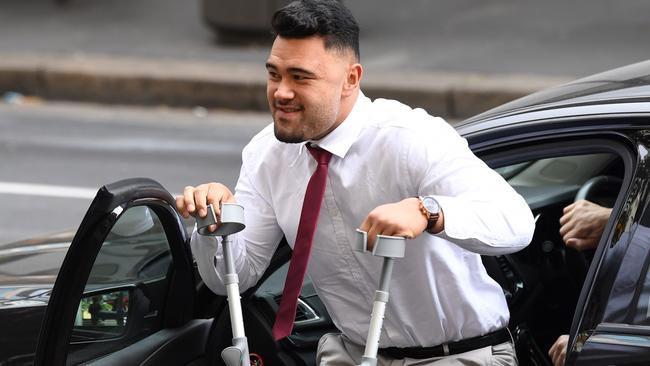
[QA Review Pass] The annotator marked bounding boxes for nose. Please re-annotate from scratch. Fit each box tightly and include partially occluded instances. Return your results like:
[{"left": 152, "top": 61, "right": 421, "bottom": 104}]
[{"left": 273, "top": 79, "right": 295, "bottom": 101}]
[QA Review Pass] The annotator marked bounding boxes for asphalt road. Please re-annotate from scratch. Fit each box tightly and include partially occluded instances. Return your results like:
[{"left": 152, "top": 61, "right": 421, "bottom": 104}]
[
  {"left": 1, "top": 0, "right": 648, "bottom": 77},
  {"left": 0, "top": 101, "right": 269, "bottom": 244}
]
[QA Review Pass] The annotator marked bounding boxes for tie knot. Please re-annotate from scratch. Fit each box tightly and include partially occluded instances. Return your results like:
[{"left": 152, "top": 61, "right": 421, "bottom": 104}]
[{"left": 307, "top": 145, "right": 332, "bottom": 165}]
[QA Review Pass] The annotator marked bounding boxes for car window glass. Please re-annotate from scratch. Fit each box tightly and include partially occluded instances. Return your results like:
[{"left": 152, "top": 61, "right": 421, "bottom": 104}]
[
  {"left": 504, "top": 153, "right": 615, "bottom": 186},
  {"left": 603, "top": 204, "right": 650, "bottom": 325},
  {"left": 495, "top": 153, "right": 621, "bottom": 212},
  {"left": 68, "top": 205, "right": 172, "bottom": 363},
  {"left": 87, "top": 206, "right": 171, "bottom": 289}
]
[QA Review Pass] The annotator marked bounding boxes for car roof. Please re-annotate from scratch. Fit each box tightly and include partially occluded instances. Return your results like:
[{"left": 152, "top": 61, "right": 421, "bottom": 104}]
[{"left": 458, "top": 60, "right": 650, "bottom": 136}]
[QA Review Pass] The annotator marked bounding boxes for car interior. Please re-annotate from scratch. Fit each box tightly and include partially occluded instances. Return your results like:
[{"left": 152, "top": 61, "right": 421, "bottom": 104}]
[{"left": 488, "top": 151, "right": 625, "bottom": 366}]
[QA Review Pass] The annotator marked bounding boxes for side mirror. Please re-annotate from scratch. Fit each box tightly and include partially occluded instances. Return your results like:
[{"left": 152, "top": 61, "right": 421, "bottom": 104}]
[{"left": 71, "top": 288, "right": 131, "bottom": 342}]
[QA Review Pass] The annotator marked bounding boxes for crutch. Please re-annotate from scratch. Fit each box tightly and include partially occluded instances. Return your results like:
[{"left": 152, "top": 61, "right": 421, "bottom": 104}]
[
  {"left": 196, "top": 203, "right": 250, "bottom": 366},
  {"left": 353, "top": 229, "right": 406, "bottom": 366}
]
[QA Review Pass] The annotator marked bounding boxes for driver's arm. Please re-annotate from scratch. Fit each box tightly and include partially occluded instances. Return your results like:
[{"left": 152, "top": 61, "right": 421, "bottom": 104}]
[{"left": 559, "top": 200, "right": 612, "bottom": 251}]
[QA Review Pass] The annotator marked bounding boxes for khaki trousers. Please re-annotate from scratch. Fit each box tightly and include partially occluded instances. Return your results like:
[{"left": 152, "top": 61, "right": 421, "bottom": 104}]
[{"left": 316, "top": 333, "right": 518, "bottom": 366}]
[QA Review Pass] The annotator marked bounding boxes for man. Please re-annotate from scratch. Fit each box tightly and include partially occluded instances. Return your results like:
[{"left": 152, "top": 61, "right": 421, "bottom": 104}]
[
  {"left": 548, "top": 200, "right": 612, "bottom": 366},
  {"left": 177, "top": 1, "right": 534, "bottom": 364}
]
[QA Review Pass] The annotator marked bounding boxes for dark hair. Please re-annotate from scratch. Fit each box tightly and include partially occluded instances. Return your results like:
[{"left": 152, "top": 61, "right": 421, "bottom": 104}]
[{"left": 271, "top": 0, "right": 360, "bottom": 61}]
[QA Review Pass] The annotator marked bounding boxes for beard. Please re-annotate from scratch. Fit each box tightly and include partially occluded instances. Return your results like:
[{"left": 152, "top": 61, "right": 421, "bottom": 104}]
[
  {"left": 271, "top": 101, "right": 307, "bottom": 143},
  {"left": 274, "top": 126, "right": 307, "bottom": 143},
  {"left": 272, "top": 112, "right": 307, "bottom": 143},
  {"left": 271, "top": 100, "right": 338, "bottom": 143}
]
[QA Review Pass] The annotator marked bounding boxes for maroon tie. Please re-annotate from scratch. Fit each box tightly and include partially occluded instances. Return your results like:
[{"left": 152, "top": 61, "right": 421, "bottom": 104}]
[{"left": 272, "top": 145, "right": 332, "bottom": 340}]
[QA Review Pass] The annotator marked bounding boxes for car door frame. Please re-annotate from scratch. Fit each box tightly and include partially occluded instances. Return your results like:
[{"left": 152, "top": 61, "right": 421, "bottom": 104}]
[
  {"left": 34, "top": 177, "right": 196, "bottom": 366},
  {"left": 465, "top": 111, "right": 650, "bottom": 364},
  {"left": 567, "top": 128, "right": 650, "bottom": 365}
]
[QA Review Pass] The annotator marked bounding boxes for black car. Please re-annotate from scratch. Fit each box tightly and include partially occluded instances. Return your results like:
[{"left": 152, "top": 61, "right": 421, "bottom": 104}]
[{"left": 3, "top": 60, "right": 650, "bottom": 366}]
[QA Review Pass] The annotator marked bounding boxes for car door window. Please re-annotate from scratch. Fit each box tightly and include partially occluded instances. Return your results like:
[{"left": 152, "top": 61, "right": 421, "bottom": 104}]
[
  {"left": 494, "top": 152, "right": 622, "bottom": 213},
  {"left": 602, "top": 206, "right": 650, "bottom": 325},
  {"left": 483, "top": 146, "right": 628, "bottom": 364},
  {"left": 85, "top": 206, "right": 171, "bottom": 289},
  {"left": 68, "top": 205, "right": 173, "bottom": 363}
]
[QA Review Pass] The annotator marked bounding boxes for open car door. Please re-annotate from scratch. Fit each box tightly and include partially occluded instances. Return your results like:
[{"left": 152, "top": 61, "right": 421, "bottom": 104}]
[
  {"left": 33, "top": 178, "right": 209, "bottom": 366},
  {"left": 566, "top": 135, "right": 650, "bottom": 365}
]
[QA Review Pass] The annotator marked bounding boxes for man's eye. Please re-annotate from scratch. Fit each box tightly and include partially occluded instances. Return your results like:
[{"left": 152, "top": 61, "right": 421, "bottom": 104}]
[
  {"left": 268, "top": 72, "right": 280, "bottom": 80},
  {"left": 293, "top": 75, "right": 307, "bottom": 81}
]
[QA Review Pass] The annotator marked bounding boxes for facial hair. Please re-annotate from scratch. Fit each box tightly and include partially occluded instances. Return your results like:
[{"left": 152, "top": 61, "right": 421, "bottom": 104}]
[{"left": 272, "top": 96, "right": 339, "bottom": 144}]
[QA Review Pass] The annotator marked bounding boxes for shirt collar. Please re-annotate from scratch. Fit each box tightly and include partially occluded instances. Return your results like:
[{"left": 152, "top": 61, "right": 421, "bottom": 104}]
[{"left": 306, "top": 91, "right": 371, "bottom": 159}]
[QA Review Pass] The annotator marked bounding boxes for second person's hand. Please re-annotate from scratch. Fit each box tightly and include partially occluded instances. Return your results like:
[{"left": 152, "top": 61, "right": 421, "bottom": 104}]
[
  {"left": 548, "top": 334, "right": 569, "bottom": 366},
  {"left": 559, "top": 200, "right": 612, "bottom": 251}
]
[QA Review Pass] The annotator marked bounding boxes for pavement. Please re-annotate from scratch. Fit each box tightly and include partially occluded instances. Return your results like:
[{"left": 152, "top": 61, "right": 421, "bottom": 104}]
[
  {"left": 1, "top": 0, "right": 647, "bottom": 119},
  {"left": 0, "top": 53, "right": 569, "bottom": 119}
]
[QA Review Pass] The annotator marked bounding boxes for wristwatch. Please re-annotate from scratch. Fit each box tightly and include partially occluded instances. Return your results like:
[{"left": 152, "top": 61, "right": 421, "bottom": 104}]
[{"left": 418, "top": 196, "right": 440, "bottom": 233}]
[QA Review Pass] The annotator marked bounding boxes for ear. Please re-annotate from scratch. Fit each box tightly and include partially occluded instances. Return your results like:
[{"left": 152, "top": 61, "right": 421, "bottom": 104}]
[{"left": 342, "top": 63, "right": 363, "bottom": 97}]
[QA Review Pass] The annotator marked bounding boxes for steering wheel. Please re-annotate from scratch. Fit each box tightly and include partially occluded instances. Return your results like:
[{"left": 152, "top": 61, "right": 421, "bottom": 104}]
[
  {"left": 574, "top": 175, "right": 623, "bottom": 203},
  {"left": 565, "top": 175, "right": 623, "bottom": 282}
]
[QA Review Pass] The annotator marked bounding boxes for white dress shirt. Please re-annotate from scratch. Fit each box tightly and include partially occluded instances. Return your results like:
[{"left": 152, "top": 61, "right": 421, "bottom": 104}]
[{"left": 190, "top": 92, "right": 535, "bottom": 347}]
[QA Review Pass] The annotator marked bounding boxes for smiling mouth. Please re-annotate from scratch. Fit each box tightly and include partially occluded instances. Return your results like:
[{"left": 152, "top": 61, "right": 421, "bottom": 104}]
[{"left": 275, "top": 104, "right": 303, "bottom": 113}]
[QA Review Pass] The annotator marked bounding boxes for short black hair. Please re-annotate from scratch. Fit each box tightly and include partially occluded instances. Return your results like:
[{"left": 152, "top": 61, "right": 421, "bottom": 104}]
[{"left": 271, "top": 0, "right": 360, "bottom": 61}]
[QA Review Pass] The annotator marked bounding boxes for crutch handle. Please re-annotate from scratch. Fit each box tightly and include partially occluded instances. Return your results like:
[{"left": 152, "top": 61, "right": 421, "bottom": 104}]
[
  {"left": 196, "top": 203, "right": 246, "bottom": 236},
  {"left": 354, "top": 229, "right": 405, "bottom": 258}
]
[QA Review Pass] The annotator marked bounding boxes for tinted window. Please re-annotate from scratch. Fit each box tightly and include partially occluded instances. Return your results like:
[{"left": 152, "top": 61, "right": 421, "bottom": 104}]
[
  {"left": 86, "top": 206, "right": 171, "bottom": 289},
  {"left": 603, "top": 206, "right": 650, "bottom": 325},
  {"left": 68, "top": 205, "right": 172, "bottom": 363}
]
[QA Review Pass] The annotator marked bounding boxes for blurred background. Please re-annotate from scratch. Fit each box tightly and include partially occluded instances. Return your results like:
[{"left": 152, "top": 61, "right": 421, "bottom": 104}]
[
  {"left": 0, "top": 0, "right": 648, "bottom": 244},
  {"left": 2, "top": 0, "right": 648, "bottom": 74}
]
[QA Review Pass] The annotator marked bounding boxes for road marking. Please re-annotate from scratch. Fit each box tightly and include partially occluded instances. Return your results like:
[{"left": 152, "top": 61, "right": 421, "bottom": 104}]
[{"left": 0, "top": 182, "right": 96, "bottom": 199}]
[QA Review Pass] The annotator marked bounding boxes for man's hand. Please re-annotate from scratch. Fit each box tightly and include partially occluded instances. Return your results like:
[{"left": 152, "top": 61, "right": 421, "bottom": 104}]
[
  {"left": 548, "top": 334, "right": 569, "bottom": 366},
  {"left": 176, "top": 183, "right": 236, "bottom": 232},
  {"left": 359, "top": 197, "right": 436, "bottom": 250},
  {"left": 559, "top": 200, "right": 612, "bottom": 251}
]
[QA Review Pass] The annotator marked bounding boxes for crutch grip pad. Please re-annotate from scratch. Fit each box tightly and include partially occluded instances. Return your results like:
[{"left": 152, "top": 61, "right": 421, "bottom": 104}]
[
  {"left": 354, "top": 230, "right": 405, "bottom": 258},
  {"left": 196, "top": 203, "right": 246, "bottom": 236}
]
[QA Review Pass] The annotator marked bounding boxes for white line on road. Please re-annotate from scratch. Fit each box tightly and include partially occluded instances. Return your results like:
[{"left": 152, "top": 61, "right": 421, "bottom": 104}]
[{"left": 0, "top": 182, "right": 96, "bottom": 199}]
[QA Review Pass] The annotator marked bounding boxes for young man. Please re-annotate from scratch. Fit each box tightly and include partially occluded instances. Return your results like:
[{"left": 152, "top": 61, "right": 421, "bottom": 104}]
[{"left": 177, "top": 1, "right": 534, "bottom": 364}]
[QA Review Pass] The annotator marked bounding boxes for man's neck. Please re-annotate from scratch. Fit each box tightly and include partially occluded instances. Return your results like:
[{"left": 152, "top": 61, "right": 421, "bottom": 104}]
[{"left": 334, "top": 89, "right": 360, "bottom": 126}]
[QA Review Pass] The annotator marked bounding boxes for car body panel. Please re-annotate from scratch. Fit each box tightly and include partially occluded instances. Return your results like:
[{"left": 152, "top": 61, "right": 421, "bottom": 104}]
[
  {"left": 575, "top": 323, "right": 650, "bottom": 365},
  {"left": 0, "top": 235, "right": 73, "bottom": 307},
  {"left": 0, "top": 235, "right": 73, "bottom": 363},
  {"left": 463, "top": 60, "right": 650, "bottom": 127}
]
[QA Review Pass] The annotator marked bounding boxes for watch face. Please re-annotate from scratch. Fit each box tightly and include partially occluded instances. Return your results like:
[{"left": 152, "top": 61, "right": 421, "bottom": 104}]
[{"left": 423, "top": 196, "right": 439, "bottom": 213}]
